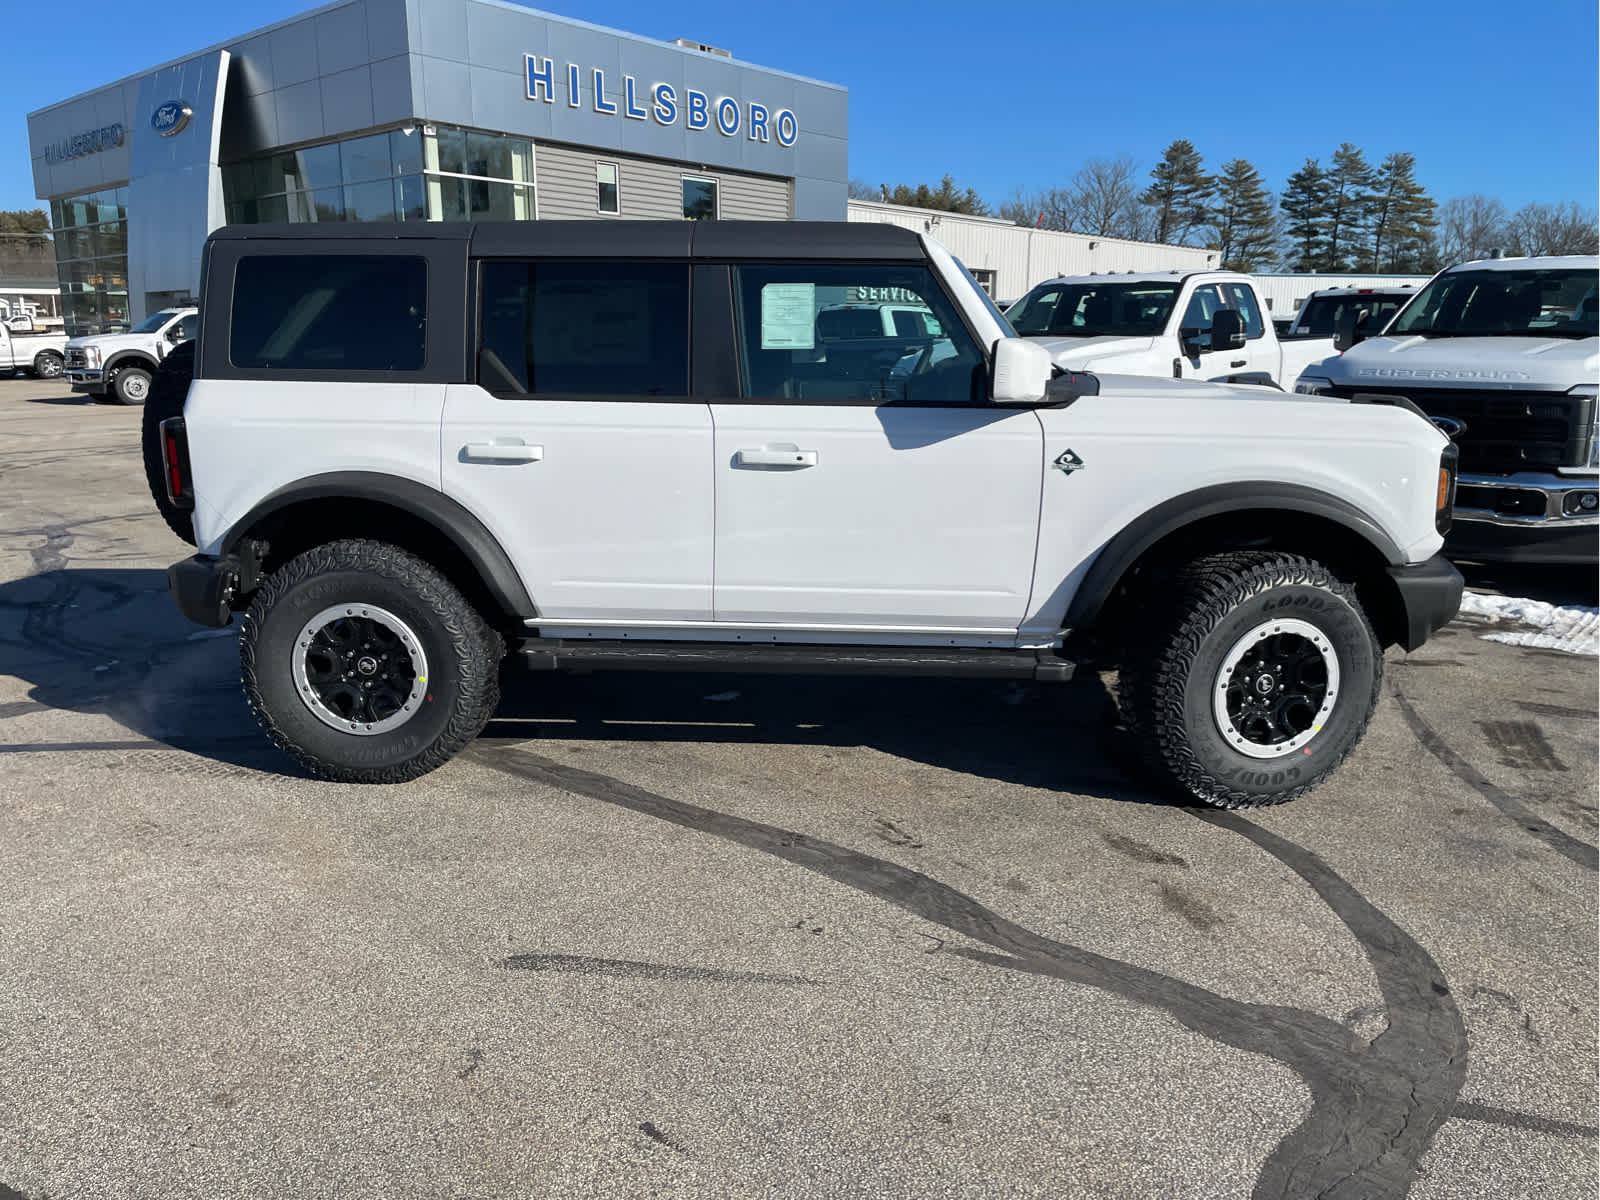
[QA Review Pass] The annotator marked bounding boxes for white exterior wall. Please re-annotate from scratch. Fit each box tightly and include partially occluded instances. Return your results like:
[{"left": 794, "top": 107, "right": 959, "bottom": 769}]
[
  {"left": 847, "top": 199, "right": 1216, "bottom": 300},
  {"left": 1251, "top": 273, "right": 1431, "bottom": 316}
]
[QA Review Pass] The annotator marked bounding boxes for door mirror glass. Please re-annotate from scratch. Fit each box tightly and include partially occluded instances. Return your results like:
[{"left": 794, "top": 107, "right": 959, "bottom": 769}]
[
  {"left": 1211, "top": 308, "right": 1247, "bottom": 349},
  {"left": 991, "top": 337, "right": 1054, "bottom": 405},
  {"left": 1334, "top": 307, "right": 1369, "bottom": 352}
]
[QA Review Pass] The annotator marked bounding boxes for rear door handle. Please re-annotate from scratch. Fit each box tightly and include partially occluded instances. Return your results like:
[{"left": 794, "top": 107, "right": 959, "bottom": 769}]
[
  {"left": 735, "top": 448, "right": 818, "bottom": 467},
  {"left": 461, "top": 441, "right": 543, "bottom": 463}
]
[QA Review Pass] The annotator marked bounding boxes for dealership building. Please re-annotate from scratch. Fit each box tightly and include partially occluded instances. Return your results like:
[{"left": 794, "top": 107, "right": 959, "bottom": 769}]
[{"left": 25, "top": 0, "right": 848, "bottom": 334}]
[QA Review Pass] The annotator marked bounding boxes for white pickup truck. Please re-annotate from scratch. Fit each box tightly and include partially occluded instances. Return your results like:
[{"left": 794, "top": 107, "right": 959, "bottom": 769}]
[
  {"left": 64, "top": 306, "right": 198, "bottom": 404},
  {"left": 1286, "top": 286, "right": 1417, "bottom": 339},
  {"left": 1297, "top": 254, "right": 1598, "bottom": 564},
  {"left": 1006, "top": 270, "right": 1337, "bottom": 388},
  {"left": 0, "top": 321, "right": 68, "bottom": 380}
]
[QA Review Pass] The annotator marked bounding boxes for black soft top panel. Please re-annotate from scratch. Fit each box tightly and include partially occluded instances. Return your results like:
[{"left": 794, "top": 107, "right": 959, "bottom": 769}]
[{"left": 208, "top": 220, "right": 927, "bottom": 261}]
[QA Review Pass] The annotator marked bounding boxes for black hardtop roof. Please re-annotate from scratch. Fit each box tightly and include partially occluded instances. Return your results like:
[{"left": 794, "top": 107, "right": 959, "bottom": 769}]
[{"left": 206, "top": 220, "right": 927, "bottom": 260}]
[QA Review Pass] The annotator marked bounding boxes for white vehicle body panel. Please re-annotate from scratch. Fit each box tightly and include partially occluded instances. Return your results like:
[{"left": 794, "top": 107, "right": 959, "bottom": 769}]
[
  {"left": 440, "top": 387, "right": 714, "bottom": 623},
  {"left": 1022, "top": 378, "right": 1448, "bottom": 637},
  {"left": 709, "top": 403, "right": 1043, "bottom": 630},
  {"left": 185, "top": 380, "right": 446, "bottom": 554},
  {"left": 1306, "top": 332, "right": 1598, "bottom": 390}
]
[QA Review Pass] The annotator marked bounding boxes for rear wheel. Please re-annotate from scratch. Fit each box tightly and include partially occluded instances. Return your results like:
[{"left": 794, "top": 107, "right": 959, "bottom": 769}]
[
  {"left": 1117, "top": 552, "right": 1382, "bottom": 808},
  {"left": 140, "top": 342, "right": 196, "bottom": 545},
  {"left": 109, "top": 363, "right": 152, "bottom": 405},
  {"left": 32, "top": 350, "right": 64, "bottom": 379},
  {"left": 240, "top": 539, "right": 504, "bottom": 783}
]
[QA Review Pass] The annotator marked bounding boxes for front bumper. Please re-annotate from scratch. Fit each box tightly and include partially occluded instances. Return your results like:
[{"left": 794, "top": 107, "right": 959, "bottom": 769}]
[
  {"left": 66, "top": 368, "right": 105, "bottom": 392},
  {"left": 1448, "top": 469, "right": 1598, "bottom": 564},
  {"left": 1388, "top": 555, "right": 1464, "bottom": 651},
  {"left": 168, "top": 554, "right": 240, "bottom": 628}
]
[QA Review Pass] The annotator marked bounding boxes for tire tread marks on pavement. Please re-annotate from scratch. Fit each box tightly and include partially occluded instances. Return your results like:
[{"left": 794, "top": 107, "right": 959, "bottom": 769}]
[{"left": 472, "top": 744, "right": 1470, "bottom": 1200}]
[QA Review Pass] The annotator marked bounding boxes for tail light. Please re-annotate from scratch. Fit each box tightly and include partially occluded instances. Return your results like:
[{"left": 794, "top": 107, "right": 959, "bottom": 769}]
[
  {"left": 160, "top": 417, "right": 195, "bottom": 510},
  {"left": 1436, "top": 442, "right": 1459, "bottom": 535}
]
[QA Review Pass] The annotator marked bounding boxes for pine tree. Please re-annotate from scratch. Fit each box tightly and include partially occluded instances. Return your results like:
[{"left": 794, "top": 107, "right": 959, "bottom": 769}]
[
  {"left": 1323, "top": 143, "right": 1376, "bottom": 271},
  {"left": 1208, "top": 159, "right": 1278, "bottom": 271},
  {"left": 1368, "top": 153, "right": 1439, "bottom": 272},
  {"left": 1140, "top": 140, "right": 1214, "bottom": 246},
  {"left": 1279, "top": 159, "right": 1332, "bottom": 272}
]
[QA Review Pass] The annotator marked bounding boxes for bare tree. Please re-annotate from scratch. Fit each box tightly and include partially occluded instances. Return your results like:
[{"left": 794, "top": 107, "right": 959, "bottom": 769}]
[
  {"left": 1505, "top": 201, "right": 1600, "bottom": 257},
  {"left": 1000, "top": 187, "right": 1080, "bottom": 232},
  {"left": 1436, "top": 194, "right": 1510, "bottom": 266},
  {"left": 998, "top": 158, "right": 1153, "bottom": 241},
  {"left": 847, "top": 178, "right": 882, "bottom": 201}
]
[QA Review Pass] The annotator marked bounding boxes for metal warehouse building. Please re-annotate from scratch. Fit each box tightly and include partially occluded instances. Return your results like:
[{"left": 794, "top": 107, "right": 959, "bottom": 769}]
[{"left": 26, "top": 0, "right": 848, "bottom": 335}]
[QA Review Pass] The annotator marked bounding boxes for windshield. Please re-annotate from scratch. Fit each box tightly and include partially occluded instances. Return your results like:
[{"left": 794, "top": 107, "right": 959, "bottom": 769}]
[
  {"left": 1295, "top": 294, "right": 1410, "bottom": 336},
  {"left": 1389, "top": 268, "right": 1598, "bottom": 338},
  {"left": 1007, "top": 281, "right": 1181, "bottom": 337},
  {"left": 130, "top": 309, "right": 182, "bottom": 334}
]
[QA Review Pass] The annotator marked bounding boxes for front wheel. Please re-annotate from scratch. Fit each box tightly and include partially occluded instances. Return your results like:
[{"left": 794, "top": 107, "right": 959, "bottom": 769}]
[
  {"left": 240, "top": 539, "right": 504, "bottom": 783},
  {"left": 110, "top": 364, "right": 152, "bottom": 405},
  {"left": 1118, "top": 552, "right": 1381, "bottom": 808}
]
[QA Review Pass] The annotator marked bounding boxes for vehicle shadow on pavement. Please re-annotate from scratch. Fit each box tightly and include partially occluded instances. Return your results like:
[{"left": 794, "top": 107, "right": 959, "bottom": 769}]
[
  {"left": 1453, "top": 560, "right": 1598, "bottom": 609},
  {"left": 0, "top": 565, "right": 1166, "bottom": 800},
  {"left": 0, "top": 566, "right": 287, "bottom": 772},
  {"left": 485, "top": 667, "right": 1168, "bottom": 805}
]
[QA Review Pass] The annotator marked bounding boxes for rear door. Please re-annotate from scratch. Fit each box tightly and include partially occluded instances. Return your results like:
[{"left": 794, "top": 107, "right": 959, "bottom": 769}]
[
  {"left": 709, "top": 261, "right": 1043, "bottom": 635},
  {"left": 440, "top": 260, "right": 713, "bottom": 623}
]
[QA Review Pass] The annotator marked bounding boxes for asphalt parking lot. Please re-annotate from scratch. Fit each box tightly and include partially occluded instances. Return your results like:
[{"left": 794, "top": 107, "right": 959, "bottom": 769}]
[{"left": 0, "top": 375, "right": 1595, "bottom": 1200}]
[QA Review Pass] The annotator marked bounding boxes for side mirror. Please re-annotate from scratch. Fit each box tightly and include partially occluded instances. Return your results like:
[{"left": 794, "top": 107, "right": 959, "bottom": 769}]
[
  {"left": 1334, "top": 307, "right": 1370, "bottom": 352},
  {"left": 1211, "top": 308, "right": 1247, "bottom": 349},
  {"left": 991, "top": 337, "right": 1055, "bottom": 405}
]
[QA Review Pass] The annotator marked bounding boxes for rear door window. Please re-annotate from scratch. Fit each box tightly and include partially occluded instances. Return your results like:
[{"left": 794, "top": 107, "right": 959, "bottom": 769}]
[
  {"left": 477, "top": 261, "right": 690, "bottom": 397},
  {"left": 230, "top": 255, "right": 426, "bottom": 371}
]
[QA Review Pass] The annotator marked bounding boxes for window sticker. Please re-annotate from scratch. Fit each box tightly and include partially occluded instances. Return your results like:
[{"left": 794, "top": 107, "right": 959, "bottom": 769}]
[{"left": 760, "top": 282, "right": 816, "bottom": 349}]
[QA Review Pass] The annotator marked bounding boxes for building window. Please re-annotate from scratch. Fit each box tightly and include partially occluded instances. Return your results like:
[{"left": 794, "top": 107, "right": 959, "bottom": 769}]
[
  {"left": 967, "top": 268, "right": 997, "bottom": 297},
  {"left": 596, "top": 162, "right": 619, "bottom": 215},
  {"left": 477, "top": 261, "right": 690, "bottom": 396},
  {"left": 682, "top": 175, "right": 718, "bottom": 221},
  {"left": 220, "top": 124, "right": 536, "bottom": 227},
  {"left": 49, "top": 186, "right": 129, "bottom": 336}
]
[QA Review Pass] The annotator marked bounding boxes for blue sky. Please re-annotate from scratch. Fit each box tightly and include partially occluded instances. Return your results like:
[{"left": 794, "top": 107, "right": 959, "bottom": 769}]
[{"left": 4, "top": 0, "right": 1596, "bottom": 217}]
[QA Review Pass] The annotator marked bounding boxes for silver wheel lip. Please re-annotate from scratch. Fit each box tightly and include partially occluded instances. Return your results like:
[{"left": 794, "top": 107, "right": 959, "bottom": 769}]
[
  {"left": 291, "top": 603, "right": 430, "bottom": 736},
  {"left": 1212, "top": 616, "right": 1340, "bottom": 760},
  {"left": 120, "top": 371, "right": 150, "bottom": 399}
]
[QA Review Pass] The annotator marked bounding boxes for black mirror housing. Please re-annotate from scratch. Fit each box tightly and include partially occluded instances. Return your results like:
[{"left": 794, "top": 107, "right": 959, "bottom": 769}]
[
  {"left": 1334, "top": 307, "right": 1370, "bottom": 352},
  {"left": 1211, "top": 308, "right": 1247, "bottom": 349}
]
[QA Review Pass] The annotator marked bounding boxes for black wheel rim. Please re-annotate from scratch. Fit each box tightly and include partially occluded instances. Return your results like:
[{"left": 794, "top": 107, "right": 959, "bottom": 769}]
[
  {"left": 1213, "top": 617, "right": 1340, "bottom": 759},
  {"left": 292, "top": 604, "right": 430, "bottom": 735}
]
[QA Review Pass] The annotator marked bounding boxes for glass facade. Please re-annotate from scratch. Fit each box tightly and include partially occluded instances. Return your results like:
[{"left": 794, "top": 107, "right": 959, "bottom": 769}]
[
  {"left": 51, "top": 187, "right": 130, "bottom": 335},
  {"left": 222, "top": 124, "right": 535, "bottom": 226}
]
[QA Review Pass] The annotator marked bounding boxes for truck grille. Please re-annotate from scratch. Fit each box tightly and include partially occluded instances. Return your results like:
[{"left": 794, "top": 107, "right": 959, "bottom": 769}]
[
  {"left": 65, "top": 349, "right": 89, "bottom": 368},
  {"left": 1338, "top": 386, "right": 1593, "bottom": 474}
]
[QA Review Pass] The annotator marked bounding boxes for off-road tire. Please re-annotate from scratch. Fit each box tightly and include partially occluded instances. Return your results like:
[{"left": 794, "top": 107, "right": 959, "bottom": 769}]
[
  {"left": 32, "top": 350, "right": 64, "bottom": 379},
  {"left": 1117, "top": 551, "right": 1382, "bottom": 809},
  {"left": 140, "top": 341, "right": 196, "bottom": 545},
  {"left": 109, "top": 363, "right": 153, "bottom": 405},
  {"left": 240, "top": 539, "right": 504, "bottom": 783}
]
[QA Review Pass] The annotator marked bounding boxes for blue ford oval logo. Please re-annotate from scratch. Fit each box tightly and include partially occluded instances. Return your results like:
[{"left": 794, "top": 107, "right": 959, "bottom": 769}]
[
  {"left": 1430, "top": 415, "right": 1467, "bottom": 439},
  {"left": 152, "top": 101, "right": 193, "bottom": 137}
]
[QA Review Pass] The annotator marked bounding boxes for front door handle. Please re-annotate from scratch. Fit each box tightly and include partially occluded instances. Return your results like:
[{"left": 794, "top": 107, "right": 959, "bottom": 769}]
[
  {"left": 1230, "top": 359, "right": 1246, "bottom": 368},
  {"left": 462, "top": 441, "right": 543, "bottom": 463},
  {"left": 734, "top": 448, "right": 818, "bottom": 468}
]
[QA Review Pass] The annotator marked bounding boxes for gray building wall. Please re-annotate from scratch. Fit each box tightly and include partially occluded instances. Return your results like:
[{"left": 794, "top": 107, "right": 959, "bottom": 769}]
[
  {"left": 27, "top": 0, "right": 847, "bottom": 323},
  {"left": 535, "top": 141, "right": 791, "bottom": 221}
]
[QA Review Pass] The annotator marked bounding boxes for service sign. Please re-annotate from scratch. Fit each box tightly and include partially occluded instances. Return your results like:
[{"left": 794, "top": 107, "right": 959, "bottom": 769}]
[
  {"left": 151, "top": 101, "right": 194, "bottom": 137},
  {"left": 525, "top": 55, "right": 799, "bottom": 147}
]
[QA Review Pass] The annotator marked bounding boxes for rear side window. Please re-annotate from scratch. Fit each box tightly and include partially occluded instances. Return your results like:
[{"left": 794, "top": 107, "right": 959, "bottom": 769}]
[
  {"left": 477, "top": 261, "right": 690, "bottom": 396},
  {"left": 230, "top": 256, "right": 426, "bottom": 371}
]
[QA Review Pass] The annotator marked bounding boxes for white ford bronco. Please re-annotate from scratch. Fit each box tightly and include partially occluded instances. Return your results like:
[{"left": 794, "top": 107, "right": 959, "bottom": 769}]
[{"left": 155, "top": 221, "right": 1462, "bottom": 807}]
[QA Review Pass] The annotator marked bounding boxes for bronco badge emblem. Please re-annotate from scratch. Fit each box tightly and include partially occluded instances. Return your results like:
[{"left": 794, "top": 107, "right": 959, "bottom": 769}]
[{"left": 1053, "top": 449, "right": 1086, "bottom": 474}]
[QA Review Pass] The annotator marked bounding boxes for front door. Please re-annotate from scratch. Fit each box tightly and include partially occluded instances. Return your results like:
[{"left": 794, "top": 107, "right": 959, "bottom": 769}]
[
  {"left": 711, "top": 262, "right": 1043, "bottom": 635},
  {"left": 441, "top": 260, "right": 713, "bottom": 623},
  {"left": 1177, "top": 283, "right": 1267, "bottom": 381}
]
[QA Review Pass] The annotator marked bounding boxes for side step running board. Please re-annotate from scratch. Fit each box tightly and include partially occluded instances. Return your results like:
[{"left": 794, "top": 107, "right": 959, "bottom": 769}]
[{"left": 516, "top": 639, "right": 1077, "bottom": 682}]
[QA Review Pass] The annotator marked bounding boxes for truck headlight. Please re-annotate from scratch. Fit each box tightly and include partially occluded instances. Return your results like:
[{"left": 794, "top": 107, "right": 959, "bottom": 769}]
[
  {"left": 1571, "top": 383, "right": 1599, "bottom": 469},
  {"left": 84, "top": 346, "right": 101, "bottom": 367},
  {"left": 1294, "top": 375, "right": 1333, "bottom": 396}
]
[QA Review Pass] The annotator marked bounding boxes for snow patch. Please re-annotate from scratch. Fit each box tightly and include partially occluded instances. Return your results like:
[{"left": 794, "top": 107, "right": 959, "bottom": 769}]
[{"left": 1457, "top": 590, "right": 1599, "bottom": 656}]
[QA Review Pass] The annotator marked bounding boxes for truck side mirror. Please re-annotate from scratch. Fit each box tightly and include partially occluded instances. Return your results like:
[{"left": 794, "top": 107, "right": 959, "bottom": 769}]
[
  {"left": 1334, "top": 307, "right": 1370, "bottom": 352},
  {"left": 990, "top": 337, "right": 1054, "bottom": 405},
  {"left": 1211, "top": 308, "right": 1247, "bottom": 349}
]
